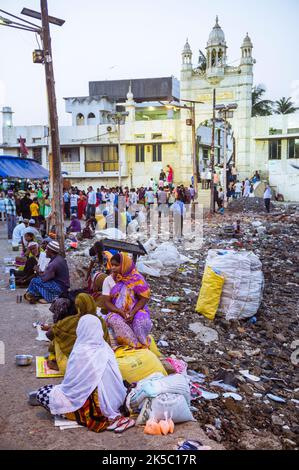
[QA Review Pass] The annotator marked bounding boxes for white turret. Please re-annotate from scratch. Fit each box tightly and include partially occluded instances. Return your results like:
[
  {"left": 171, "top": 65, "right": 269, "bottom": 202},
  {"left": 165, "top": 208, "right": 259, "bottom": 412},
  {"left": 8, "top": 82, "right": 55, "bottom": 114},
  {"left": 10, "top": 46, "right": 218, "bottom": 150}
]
[
  {"left": 241, "top": 33, "right": 254, "bottom": 66},
  {"left": 206, "top": 16, "right": 227, "bottom": 83},
  {"left": 182, "top": 38, "right": 193, "bottom": 69},
  {"left": 125, "top": 83, "right": 135, "bottom": 122}
]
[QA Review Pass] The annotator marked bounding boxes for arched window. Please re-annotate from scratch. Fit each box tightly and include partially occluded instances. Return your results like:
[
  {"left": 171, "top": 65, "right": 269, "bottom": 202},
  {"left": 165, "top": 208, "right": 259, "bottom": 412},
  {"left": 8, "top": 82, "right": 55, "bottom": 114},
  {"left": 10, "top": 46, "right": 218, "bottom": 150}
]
[
  {"left": 87, "top": 112, "right": 96, "bottom": 125},
  {"left": 76, "top": 113, "right": 85, "bottom": 126},
  {"left": 211, "top": 49, "right": 216, "bottom": 67}
]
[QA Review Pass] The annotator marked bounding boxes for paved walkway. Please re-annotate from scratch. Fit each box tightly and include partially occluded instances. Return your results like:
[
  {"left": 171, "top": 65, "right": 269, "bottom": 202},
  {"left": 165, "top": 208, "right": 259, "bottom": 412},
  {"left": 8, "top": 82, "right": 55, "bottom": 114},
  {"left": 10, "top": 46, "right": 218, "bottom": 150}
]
[{"left": 0, "top": 221, "right": 223, "bottom": 450}]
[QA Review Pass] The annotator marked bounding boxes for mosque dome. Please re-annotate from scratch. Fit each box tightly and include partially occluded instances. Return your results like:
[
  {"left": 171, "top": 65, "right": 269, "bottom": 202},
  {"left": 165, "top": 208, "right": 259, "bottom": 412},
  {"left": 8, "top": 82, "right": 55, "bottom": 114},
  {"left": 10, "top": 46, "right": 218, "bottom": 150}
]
[
  {"left": 207, "top": 16, "right": 226, "bottom": 46},
  {"left": 242, "top": 33, "right": 253, "bottom": 48}
]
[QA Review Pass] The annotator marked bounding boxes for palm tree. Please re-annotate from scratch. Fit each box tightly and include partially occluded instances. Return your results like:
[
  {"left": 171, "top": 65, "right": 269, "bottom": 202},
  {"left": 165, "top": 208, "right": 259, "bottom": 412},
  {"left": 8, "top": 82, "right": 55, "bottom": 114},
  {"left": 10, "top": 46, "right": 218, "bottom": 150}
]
[
  {"left": 252, "top": 85, "right": 274, "bottom": 117},
  {"left": 274, "top": 97, "right": 298, "bottom": 115}
]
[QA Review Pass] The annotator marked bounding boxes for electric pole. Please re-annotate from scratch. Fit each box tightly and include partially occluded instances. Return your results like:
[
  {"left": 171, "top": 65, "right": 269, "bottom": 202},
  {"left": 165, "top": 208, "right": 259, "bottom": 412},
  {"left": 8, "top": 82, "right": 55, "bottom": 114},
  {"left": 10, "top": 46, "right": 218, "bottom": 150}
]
[
  {"left": 210, "top": 88, "right": 216, "bottom": 213},
  {"left": 40, "top": 0, "right": 64, "bottom": 251}
]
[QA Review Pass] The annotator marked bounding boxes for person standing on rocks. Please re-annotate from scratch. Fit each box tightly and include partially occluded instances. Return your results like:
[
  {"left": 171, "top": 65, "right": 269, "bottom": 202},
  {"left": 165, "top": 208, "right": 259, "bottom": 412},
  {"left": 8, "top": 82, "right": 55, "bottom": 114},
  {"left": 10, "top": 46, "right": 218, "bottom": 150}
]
[{"left": 263, "top": 185, "right": 272, "bottom": 213}]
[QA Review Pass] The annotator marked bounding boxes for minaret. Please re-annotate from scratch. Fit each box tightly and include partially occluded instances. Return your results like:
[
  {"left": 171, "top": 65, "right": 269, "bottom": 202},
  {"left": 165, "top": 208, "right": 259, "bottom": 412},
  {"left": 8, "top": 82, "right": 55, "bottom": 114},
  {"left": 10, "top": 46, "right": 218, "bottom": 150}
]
[
  {"left": 181, "top": 38, "right": 192, "bottom": 70},
  {"left": 1, "top": 107, "right": 14, "bottom": 144},
  {"left": 240, "top": 33, "right": 254, "bottom": 67},
  {"left": 206, "top": 16, "right": 227, "bottom": 83},
  {"left": 125, "top": 82, "right": 135, "bottom": 122}
]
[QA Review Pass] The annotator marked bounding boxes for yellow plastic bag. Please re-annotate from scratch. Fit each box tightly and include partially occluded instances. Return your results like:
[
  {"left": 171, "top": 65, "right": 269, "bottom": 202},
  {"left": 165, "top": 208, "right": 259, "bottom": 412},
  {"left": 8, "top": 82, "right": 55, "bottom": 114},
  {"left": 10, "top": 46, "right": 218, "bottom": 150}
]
[
  {"left": 95, "top": 214, "right": 106, "bottom": 230},
  {"left": 196, "top": 266, "right": 225, "bottom": 320},
  {"left": 148, "top": 335, "right": 162, "bottom": 358},
  {"left": 115, "top": 347, "right": 167, "bottom": 383}
]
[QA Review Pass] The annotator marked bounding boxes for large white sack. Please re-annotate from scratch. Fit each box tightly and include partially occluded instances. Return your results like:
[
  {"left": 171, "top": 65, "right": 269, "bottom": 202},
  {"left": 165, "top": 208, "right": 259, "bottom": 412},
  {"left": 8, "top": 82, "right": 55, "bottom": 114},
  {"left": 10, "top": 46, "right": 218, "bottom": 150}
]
[
  {"left": 127, "top": 219, "right": 139, "bottom": 235},
  {"left": 95, "top": 228, "right": 126, "bottom": 240},
  {"left": 136, "top": 259, "right": 163, "bottom": 277},
  {"left": 205, "top": 249, "right": 264, "bottom": 320},
  {"left": 136, "top": 394, "right": 194, "bottom": 425}
]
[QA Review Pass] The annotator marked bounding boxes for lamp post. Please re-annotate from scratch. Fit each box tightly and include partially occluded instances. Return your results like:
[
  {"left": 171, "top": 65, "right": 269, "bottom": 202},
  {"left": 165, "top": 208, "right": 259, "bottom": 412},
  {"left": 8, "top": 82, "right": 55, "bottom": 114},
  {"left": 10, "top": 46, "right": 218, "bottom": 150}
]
[
  {"left": 215, "top": 103, "right": 238, "bottom": 208},
  {"left": 108, "top": 111, "right": 129, "bottom": 188}
]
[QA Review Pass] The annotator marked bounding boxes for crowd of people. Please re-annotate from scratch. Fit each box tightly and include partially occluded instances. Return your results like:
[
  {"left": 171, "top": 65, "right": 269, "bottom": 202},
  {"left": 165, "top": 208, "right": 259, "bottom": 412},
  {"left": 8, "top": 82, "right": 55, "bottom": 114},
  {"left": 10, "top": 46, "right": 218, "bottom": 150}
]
[{"left": 0, "top": 164, "right": 274, "bottom": 434}]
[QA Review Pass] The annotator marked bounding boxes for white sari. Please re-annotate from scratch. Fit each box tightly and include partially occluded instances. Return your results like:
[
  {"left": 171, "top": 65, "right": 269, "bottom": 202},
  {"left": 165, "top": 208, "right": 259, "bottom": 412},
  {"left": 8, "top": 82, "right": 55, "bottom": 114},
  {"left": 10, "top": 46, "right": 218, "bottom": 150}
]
[{"left": 49, "top": 315, "right": 126, "bottom": 418}]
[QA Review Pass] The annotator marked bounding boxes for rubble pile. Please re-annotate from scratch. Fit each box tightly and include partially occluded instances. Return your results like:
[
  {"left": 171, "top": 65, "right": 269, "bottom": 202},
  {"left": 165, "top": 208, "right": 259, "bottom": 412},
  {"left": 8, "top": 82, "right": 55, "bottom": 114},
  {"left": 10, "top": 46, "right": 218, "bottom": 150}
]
[
  {"left": 147, "top": 207, "right": 299, "bottom": 450},
  {"left": 229, "top": 197, "right": 275, "bottom": 213}
]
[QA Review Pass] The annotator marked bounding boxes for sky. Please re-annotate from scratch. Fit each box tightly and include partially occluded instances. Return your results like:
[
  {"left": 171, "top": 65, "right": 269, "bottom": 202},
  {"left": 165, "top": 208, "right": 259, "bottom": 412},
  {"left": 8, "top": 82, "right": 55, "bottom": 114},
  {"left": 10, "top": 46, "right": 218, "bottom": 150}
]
[{"left": 0, "top": 0, "right": 298, "bottom": 129}]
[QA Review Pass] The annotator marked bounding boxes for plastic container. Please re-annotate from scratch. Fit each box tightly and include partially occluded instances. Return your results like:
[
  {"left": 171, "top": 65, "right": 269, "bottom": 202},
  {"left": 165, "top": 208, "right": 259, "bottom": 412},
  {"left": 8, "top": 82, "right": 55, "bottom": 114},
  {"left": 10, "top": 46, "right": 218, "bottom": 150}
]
[{"left": 9, "top": 272, "right": 16, "bottom": 291}]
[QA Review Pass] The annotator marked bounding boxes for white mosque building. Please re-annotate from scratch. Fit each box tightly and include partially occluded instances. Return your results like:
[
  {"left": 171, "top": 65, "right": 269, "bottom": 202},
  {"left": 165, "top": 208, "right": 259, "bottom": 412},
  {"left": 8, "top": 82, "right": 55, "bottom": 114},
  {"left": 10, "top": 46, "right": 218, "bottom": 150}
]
[{"left": 1, "top": 17, "right": 298, "bottom": 201}]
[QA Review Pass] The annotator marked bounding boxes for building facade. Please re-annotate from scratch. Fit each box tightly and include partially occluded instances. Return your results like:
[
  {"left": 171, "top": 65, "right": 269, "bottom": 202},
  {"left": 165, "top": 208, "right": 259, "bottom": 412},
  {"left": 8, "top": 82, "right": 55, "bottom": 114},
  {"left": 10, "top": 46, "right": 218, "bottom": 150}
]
[{"left": 1, "top": 19, "right": 298, "bottom": 200}]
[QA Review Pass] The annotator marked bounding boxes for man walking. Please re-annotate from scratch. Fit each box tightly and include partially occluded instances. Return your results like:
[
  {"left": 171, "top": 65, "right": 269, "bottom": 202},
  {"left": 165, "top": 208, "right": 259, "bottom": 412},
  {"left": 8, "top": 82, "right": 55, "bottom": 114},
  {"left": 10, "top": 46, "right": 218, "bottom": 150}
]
[
  {"left": 63, "top": 190, "right": 70, "bottom": 219},
  {"left": 87, "top": 186, "right": 96, "bottom": 219},
  {"left": 4, "top": 190, "right": 17, "bottom": 239},
  {"left": 263, "top": 185, "right": 272, "bottom": 213},
  {"left": 70, "top": 189, "right": 79, "bottom": 216}
]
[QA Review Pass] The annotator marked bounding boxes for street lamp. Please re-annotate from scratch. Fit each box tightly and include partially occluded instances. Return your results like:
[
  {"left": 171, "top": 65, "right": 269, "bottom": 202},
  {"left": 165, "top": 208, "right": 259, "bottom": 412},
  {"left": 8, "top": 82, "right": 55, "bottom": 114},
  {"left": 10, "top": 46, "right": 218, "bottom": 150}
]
[
  {"left": 215, "top": 103, "right": 238, "bottom": 208},
  {"left": 107, "top": 111, "right": 129, "bottom": 188},
  {"left": 162, "top": 99, "right": 203, "bottom": 195}
]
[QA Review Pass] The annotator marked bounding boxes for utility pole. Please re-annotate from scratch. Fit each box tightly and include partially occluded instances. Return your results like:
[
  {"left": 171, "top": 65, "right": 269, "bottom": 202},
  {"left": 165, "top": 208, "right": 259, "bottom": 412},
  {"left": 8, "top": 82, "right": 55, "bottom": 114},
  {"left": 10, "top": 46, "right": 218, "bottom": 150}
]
[
  {"left": 210, "top": 88, "right": 216, "bottom": 213},
  {"left": 223, "top": 112, "right": 228, "bottom": 207},
  {"left": 40, "top": 0, "right": 64, "bottom": 250},
  {"left": 190, "top": 102, "right": 198, "bottom": 195},
  {"left": 117, "top": 119, "right": 121, "bottom": 188}
]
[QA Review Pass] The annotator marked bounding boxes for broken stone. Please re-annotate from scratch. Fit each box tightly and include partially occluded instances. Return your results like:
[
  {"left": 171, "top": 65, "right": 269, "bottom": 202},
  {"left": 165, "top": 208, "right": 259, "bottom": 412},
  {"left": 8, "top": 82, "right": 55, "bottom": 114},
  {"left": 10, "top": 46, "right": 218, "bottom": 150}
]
[
  {"left": 271, "top": 415, "right": 285, "bottom": 426},
  {"left": 189, "top": 323, "right": 219, "bottom": 344}
]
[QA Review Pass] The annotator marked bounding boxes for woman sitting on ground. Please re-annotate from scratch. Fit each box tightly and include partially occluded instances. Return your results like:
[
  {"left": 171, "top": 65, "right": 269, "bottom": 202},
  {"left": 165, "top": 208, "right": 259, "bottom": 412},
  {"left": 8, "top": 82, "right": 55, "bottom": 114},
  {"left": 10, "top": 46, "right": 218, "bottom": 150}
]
[
  {"left": 43, "top": 293, "right": 110, "bottom": 373},
  {"left": 24, "top": 240, "right": 70, "bottom": 304},
  {"left": 103, "top": 253, "right": 152, "bottom": 348},
  {"left": 13, "top": 232, "right": 40, "bottom": 287},
  {"left": 35, "top": 315, "right": 133, "bottom": 433},
  {"left": 86, "top": 241, "right": 114, "bottom": 305}
]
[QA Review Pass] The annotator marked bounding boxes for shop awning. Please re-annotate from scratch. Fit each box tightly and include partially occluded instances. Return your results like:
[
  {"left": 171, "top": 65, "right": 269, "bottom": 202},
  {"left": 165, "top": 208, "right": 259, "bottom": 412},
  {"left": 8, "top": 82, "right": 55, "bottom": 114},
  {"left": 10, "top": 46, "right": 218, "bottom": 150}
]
[{"left": 0, "top": 155, "right": 49, "bottom": 179}]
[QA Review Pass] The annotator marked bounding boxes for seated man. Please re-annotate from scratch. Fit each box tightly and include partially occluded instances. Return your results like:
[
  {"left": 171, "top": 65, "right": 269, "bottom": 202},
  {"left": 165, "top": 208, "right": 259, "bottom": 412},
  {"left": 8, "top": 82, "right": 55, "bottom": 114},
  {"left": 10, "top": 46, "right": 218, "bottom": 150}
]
[
  {"left": 12, "top": 217, "right": 29, "bottom": 245},
  {"left": 13, "top": 232, "right": 39, "bottom": 287},
  {"left": 66, "top": 213, "right": 81, "bottom": 234},
  {"left": 22, "top": 219, "right": 43, "bottom": 247},
  {"left": 24, "top": 240, "right": 70, "bottom": 304}
]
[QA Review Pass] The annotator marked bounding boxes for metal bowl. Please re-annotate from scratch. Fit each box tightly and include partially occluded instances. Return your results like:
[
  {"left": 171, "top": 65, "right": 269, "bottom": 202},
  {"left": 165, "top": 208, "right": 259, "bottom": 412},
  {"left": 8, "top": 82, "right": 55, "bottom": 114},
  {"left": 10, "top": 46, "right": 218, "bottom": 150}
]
[{"left": 15, "top": 354, "right": 33, "bottom": 366}]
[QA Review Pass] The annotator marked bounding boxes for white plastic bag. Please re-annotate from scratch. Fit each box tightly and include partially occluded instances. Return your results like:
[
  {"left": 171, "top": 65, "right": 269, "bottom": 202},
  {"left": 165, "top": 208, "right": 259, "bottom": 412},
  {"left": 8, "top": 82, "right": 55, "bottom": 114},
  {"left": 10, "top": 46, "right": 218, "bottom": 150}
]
[
  {"left": 136, "top": 393, "right": 194, "bottom": 425},
  {"left": 127, "top": 219, "right": 139, "bottom": 235},
  {"left": 95, "top": 228, "right": 126, "bottom": 240},
  {"left": 205, "top": 249, "right": 264, "bottom": 320},
  {"left": 140, "top": 374, "right": 191, "bottom": 405}
]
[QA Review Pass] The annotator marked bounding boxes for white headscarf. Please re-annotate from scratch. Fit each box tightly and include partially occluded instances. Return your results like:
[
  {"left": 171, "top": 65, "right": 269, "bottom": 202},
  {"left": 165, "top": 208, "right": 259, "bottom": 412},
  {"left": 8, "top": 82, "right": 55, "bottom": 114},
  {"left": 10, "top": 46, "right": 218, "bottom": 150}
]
[{"left": 49, "top": 315, "right": 126, "bottom": 418}]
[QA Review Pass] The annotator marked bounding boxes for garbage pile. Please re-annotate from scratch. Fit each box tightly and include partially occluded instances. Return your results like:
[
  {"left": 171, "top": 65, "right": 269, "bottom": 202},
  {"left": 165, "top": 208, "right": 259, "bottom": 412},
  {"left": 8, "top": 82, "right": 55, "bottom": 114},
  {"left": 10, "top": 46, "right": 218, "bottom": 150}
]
[
  {"left": 229, "top": 197, "right": 275, "bottom": 213},
  {"left": 148, "top": 206, "right": 299, "bottom": 450}
]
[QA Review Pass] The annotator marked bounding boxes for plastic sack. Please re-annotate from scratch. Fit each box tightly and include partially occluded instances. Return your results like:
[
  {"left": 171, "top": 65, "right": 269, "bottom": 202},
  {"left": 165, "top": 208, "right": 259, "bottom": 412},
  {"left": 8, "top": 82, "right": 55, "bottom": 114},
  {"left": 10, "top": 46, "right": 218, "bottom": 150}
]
[
  {"left": 95, "top": 228, "right": 126, "bottom": 240},
  {"left": 205, "top": 250, "right": 264, "bottom": 320},
  {"left": 136, "top": 259, "right": 163, "bottom": 277},
  {"left": 144, "top": 418, "right": 162, "bottom": 435},
  {"left": 136, "top": 393, "right": 194, "bottom": 425},
  {"left": 137, "top": 211, "right": 146, "bottom": 226},
  {"left": 95, "top": 214, "right": 106, "bottom": 230},
  {"left": 163, "top": 357, "right": 188, "bottom": 375},
  {"left": 196, "top": 266, "right": 225, "bottom": 320},
  {"left": 127, "top": 219, "right": 139, "bottom": 235},
  {"left": 140, "top": 374, "right": 191, "bottom": 405},
  {"left": 115, "top": 347, "right": 167, "bottom": 384}
]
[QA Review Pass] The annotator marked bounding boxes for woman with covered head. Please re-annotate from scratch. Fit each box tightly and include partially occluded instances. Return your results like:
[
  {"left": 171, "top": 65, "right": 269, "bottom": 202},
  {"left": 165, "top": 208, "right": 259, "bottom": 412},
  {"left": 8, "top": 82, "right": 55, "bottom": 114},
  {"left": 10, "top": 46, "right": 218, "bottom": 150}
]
[
  {"left": 36, "top": 315, "right": 131, "bottom": 433},
  {"left": 43, "top": 293, "right": 110, "bottom": 373},
  {"left": 103, "top": 253, "right": 152, "bottom": 348}
]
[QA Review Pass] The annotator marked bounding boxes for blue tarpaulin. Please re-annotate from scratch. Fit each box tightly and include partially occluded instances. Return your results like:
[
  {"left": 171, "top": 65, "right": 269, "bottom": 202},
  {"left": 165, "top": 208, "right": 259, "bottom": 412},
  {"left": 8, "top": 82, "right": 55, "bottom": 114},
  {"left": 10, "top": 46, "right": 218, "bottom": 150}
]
[{"left": 0, "top": 155, "right": 49, "bottom": 179}]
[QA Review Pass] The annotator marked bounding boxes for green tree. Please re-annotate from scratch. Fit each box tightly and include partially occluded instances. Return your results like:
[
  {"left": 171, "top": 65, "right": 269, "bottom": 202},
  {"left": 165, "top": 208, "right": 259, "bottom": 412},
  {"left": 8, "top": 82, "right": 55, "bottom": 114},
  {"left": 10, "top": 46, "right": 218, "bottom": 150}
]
[
  {"left": 252, "top": 84, "right": 273, "bottom": 117},
  {"left": 274, "top": 97, "right": 298, "bottom": 115}
]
